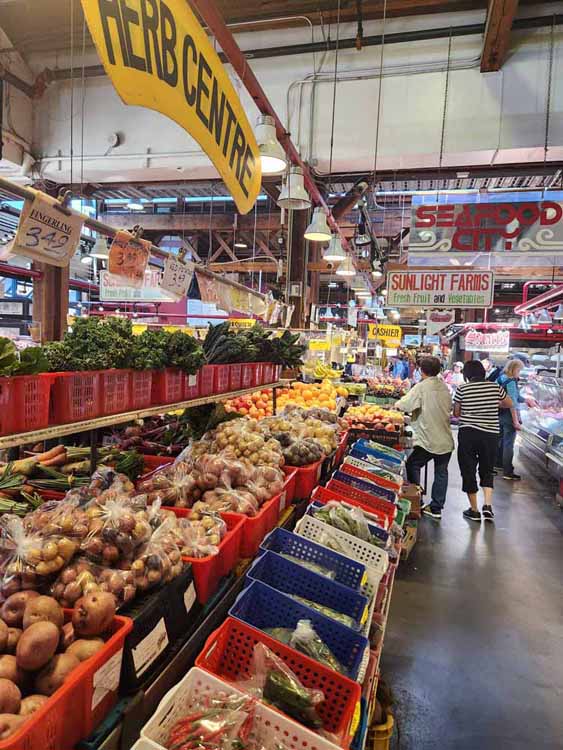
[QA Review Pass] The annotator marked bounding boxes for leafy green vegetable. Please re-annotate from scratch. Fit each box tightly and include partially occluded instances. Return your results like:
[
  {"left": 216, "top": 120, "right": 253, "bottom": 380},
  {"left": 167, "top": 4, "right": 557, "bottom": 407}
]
[
  {"left": 263, "top": 669, "right": 323, "bottom": 729},
  {"left": 130, "top": 329, "right": 169, "bottom": 370},
  {"left": 14, "top": 347, "right": 49, "bottom": 375},
  {"left": 0, "top": 338, "right": 18, "bottom": 376},
  {"left": 165, "top": 330, "right": 205, "bottom": 374}
]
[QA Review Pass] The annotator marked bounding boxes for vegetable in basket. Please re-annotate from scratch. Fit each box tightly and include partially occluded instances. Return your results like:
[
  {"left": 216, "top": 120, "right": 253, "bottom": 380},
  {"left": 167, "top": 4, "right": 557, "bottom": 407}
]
[
  {"left": 265, "top": 620, "right": 344, "bottom": 675},
  {"left": 290, "top": 595, "right": 356, "bottom": 629},
  {"left": 278, "top": 554, "right": 335, "bottom": 580}
]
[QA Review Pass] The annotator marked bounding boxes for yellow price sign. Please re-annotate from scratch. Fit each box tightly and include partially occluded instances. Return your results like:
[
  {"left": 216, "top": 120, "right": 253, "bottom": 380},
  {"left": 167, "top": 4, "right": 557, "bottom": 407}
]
[
  {"left": 80, "top": 0, "right": 261, "bottom": 214},
  {"left": 230, "top": 318, "right": 255, "bottom": 329},
  {"left": 132, "top": 324, "right": 148, "bottom": 336},
  {"left": 368, "top": 323, "right": 402, "bottom": 346},
  {"left": 309, "top": 340, "right": 330, "bottom": 351}
]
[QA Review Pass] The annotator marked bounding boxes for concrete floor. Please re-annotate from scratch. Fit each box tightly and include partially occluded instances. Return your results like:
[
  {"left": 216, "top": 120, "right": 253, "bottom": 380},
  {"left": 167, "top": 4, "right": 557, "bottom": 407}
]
[{"left": 382, "top": 445, "right": 563, "bottom": 750}]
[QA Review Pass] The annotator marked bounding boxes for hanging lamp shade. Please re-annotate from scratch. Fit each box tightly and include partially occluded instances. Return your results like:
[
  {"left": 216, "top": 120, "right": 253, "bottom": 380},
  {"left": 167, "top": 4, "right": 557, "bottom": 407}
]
[
  {"left": 322, "top": 235, "right": 346, "bottom": 262},
  {"left": 335, "top": 256, "right": 356, "bottom": 276},
  {"left": 355, "top": 218, "right": 371, "bottom": 246},
  {"left": 277, "top": 166, "right": 311, "bottom": 210},
  {"left": 90, "top": 235, "right": 110, "bottom": 259},
  {"left": 554, "top": 303, "right": 563, "bottom": 321},
  {"left": 304, "top": 207, "right": 331, "bottom": 242},
  {"left": 255, "top": 115, "right": 287, "bottom": 175}
]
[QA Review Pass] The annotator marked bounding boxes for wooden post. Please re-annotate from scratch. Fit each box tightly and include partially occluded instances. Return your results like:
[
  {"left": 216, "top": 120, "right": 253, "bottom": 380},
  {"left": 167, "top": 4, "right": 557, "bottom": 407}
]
[
  {"left": 289, "top": 210, "right": 308, "bottom": 328},
  {"left": 32, "top": 262, "right": 69, "bottom": 342}
]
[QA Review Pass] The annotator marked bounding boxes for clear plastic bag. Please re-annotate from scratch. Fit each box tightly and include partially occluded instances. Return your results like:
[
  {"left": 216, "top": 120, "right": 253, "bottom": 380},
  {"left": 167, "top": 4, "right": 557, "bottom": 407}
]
[
  {"left": 49, "top": 556, "right": 137, "bottom": 608},
  {"left": 313, "top": 502, "right": 373, "bottom": 543},
  {"left": 175, "top": 510, "right": 227, "bottom": 558},
  {"left": 131, "top": 517, "right": 184, "bottom": 592},
  {"left": 198, "top": 487, "right": 259, "bottom": 516},
  {"left": 289, "top": 619, "right": 344, "bottom": 675},
  {"left": 80, "top": 493, "right": 153, "bottom": 564},
  {"left": 282, "top": 437, "right": 325, "bottom": 467},
  {"left": 239, "top": 642, "right": 325, "bottom": 730}
]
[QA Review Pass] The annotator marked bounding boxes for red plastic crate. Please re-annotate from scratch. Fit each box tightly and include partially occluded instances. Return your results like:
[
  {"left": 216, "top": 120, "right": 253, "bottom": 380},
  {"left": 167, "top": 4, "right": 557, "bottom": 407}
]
[
  {"left": 0, "top": 377, "right": 16, "bottom": 436},
  {"left": 196, "top": 617, "right": 361, "bottom": 747},
  {"left": 130, "top": 370, "right": 153, "bottom": 410},
  {"left": 205, "top": 364, "right": 230, "bottom": 394},
  {"left": 12, "top": 373, "right": 52, "bottom": 433},
  {"left": 229, "top": 363, "right": 242, "bottom": 390},
  {"left": 50, "top": 371, "right": 101, "bottom": 424},
  {"left": 335, "top": 431, "right": 349, "bottom": 467},
  {"left": 199, "top": 364, "right": 215, "bottom": 396},
  {"left": 281, "top": 467, "right": 298, "bottom": 509},
  {"left": 240, "top": 491, "right": 282, "bottom": 558},
  {"left": 100, "top": 369, "right": 132, "bottom": 415},
  {"left": 151, "top": 368, "right": 184, "bottom": 405},
  {"left": 262, "top": 363, "right": 274, "bottom": 384},
  {"left": 241, "top": 362, "right": 258, "bottom": 388},
  {"left": 290, "top": 459, "right": 324, "bottom": 500},
  {"left": 142, "top": 455, "right": 175, "bottom": 472},
  {"left": 164, "top": 509, "right": 245, "bottom": 604},
  {"left": 0, "top": 612, "right": 132, "bottom": 750},
  {"left": 254, "top": 363, "right": 264, "bottom": 386},
  {"left": 341, "top": 462, "right": 401, "bottom": 493},
  {"left": 184, "top": 370, "right": 200, "bottom": 400},
  {"left": 274, "top": 364, "right": 282, "bottom": 381},
  {"left": 312, "top": 485, "right": 390, "bottom": 529},
  {"left": 326, "top": 479, "right": 397, "bottom": 524}
]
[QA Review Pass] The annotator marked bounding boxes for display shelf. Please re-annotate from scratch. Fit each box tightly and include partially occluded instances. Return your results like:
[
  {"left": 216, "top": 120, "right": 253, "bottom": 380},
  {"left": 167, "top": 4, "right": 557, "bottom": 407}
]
[{"left": 0, "top": 382, "right": 287, "bottom": 449}]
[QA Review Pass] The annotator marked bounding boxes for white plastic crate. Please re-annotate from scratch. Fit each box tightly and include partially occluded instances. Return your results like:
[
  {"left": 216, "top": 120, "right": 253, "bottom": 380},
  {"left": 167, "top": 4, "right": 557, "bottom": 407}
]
[
  {"left": 132, "top": 741, "right": 162, "bottom": 750},
  {"left": 141, "top": 667, "right": 342, "bottom": 750},
  {"left": 295, "top": 515, "right": 389, "bottom": 600}
]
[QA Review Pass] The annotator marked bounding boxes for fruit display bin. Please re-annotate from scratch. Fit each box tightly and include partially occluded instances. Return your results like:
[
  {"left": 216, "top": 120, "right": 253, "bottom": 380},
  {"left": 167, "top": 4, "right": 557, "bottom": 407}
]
[
  {"left": 343, "top": 456, "right": 403, "bottom": 493},
  {"left": 12, "top": 372, "right": 52, "bottom": 433},
  {"left": 280, "top": 467, "right": 298, "bottom": 511},
  {"left": 0, "top": 613, "right": 132, "bottom": 750},
  {"left": 50, "top": 371, "right": 101, "bottom": 424},
  {"left": 100, "top": 369, "right": 132, "bottom": 416},
  {"left": 333, "top": 468, "right": 397, "bottom": 504},
  {"left": 141, "top": 667, "right": 344, "bottom": 750},
  {"left": 239, "top": 491, "right": 282, "bottom": 559},
  {"left": 345, "top": 427, "right": 403, "bottom": 449},
  {"left": 260, "top": 527, "right": 368, "bottom": 591},
  {"left": 164, "top": 508, "right": 245, "bottom": 604},
  {"left": 184, "top": 371, "right": 200, "bottom": 400},
  {"left": 229, "top": 362, "right": 243, "bottom": 390},
  {"left": 312, "top": 486, "right": 391, "bottom": 530},
  {"left": 196, "top": 617, "right": 361, "bottom": 747},
  {"left": 229, "top": 580, "right": 369, "bottom": 681},
  {"left": 246, "top": 550, "right": 369, "bottom": 630},
  {"left": 290, "top": 459, "right": 324, "bottom": 500},
  {"left": 151, "top": 368, "right": 184, "bottom": 405},
  {"left": 199, "top": 364, "right": 215, "bottom": 397},
  {"left": 130, "top": 370, "right": 153, "bottom": 410}
]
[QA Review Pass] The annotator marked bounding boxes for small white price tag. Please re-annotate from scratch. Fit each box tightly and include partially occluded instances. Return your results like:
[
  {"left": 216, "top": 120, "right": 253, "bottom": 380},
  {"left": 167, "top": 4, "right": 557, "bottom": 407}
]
[
  {"left": 160, "top": 256, "right": 194, "bottom": 300},
  {"left": 184, "top": 582, "right": 197, "bottom": 614},
  {"left": 11, "top": 191, "right": 85, "bottom": 267},
  {"left": 132, "top": 618, "right": 169, "bottom": 677},
  {"left": 91, "top": 648, "right": 124, "bottom": 710}
]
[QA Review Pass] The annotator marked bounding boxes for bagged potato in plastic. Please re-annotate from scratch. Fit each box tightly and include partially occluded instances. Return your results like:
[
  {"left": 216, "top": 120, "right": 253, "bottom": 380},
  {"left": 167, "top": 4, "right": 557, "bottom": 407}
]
[
  {"left": 0, "top": 515, "right": 43, "bottom": 596},
  {"left": 198, "top": 486, "right": 260, "bottom": 516},
  {"left": 130, "top": 517, "right": 184, "bottom": 592},
  {"left": 175, "top": 510, "right": 227, "bottom": 558},
  {"left": 137, "top": 461, "right": 201, "bottom": 508},
  {"left": 49, "top": 555, "right": 137, "bottom": 608}
]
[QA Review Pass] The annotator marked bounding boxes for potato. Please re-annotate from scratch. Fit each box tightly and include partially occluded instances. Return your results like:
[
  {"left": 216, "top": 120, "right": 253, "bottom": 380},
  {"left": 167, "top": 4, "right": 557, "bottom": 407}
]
[
  {"left": 0, "top": 680, "right": 20, "bottom": 714},
  {"left": 0, "top": 621, "right": 8, "bottom": 653},
  {"left": 72, "top": 592, "right": 115, "bottom": 637},
  {"left": 59, "top": 622, "right": 75, "bottom": 651},
  {"left": 5, "top": 629, "right": 21, "bottom": 655},
  {"left": 0, "top": 714, "right": 25, "bottom": 740},
  {"left": 0, "top": 591, "right": 39, "bottom": 628},
  {"left": 0, "top": 657, "right": 25, "bottom": 689},
  {"left": 66, "top": 638, "right": 104, "bottom": 662},
  {"left": 34, "top": 653, "right": 80, "bottom": 696},
  {"left": 22, "top": 596, "right": 63, "bottom": 630},
  {"left": 19, "top": 694, "right": 48, "bottom": 717},
  {"left": 16, "top": 622, "right": 59, "bottom": 672}
]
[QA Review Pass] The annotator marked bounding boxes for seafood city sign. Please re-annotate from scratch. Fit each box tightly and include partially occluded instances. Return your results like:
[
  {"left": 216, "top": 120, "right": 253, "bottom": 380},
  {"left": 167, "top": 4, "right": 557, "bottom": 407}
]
[{"left": 409, "top": 201, "right": 563, "bottom": 254}]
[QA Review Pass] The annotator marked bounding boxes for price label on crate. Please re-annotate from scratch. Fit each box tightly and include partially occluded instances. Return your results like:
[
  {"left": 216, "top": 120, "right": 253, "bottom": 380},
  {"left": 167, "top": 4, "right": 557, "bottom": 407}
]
[
  {"left": 160, "top": 256, "right": 194, "bottom": 299},
  {"left": 10, "top": 191, "right": 85, "bottom": 266},
  {"left": 108, "top": 229, "right": 151, "bottom": 287}
]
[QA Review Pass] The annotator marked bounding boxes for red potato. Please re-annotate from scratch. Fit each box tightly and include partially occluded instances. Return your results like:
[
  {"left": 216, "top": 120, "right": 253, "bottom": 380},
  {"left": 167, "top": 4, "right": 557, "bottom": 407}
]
[
  {"left": 0, "top": 680, "right": 20, "bottom": 714},
  {"left": 5, "top": 629, "right": 21, "bottom": 655},
  {"left": 72, "top": 592, "right": 116, "bottom": 637},
  {"left": 0, "top": 657, "right": 25, "bottom": 689},
  {"left": 19, "top": 694, "right": 48, "bottom": 717},
  {"left": 0, "top": 714, "right": 25, "bottom": 740},
  {"left": 22, "top": 596, "right": 63, "bottom": 630},
  {"left": 34, "top": 653, "right": 80, "bottom": 696},
  {"left": 0, "top": 592, "right": 39, "bottom": 628},
  {"left": 0, "top": 621, "right": 8, "bottom": 653},
  {"left": 16, "top": 622, "right": 60, "bottom": 671}
]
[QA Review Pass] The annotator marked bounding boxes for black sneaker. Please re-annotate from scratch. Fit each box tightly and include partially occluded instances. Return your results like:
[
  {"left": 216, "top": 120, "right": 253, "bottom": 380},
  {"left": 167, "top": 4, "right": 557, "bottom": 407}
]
[
  {"left": 482, "top": 505, "right": 495, "bottom": 522},
  {"left": 463, "top": 508, "right": 481, "bottom": 522},
  {"left": 503, "top": 473, "right": 521, "bottom": 481},
  {"left": 422, "top": 506, "right": 442, "bottom": 520}
]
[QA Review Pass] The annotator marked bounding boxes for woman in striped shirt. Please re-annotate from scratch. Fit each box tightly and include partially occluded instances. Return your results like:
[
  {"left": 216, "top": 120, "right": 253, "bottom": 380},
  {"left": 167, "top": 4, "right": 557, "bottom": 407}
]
[{"left": 453, "top": 360, "right": 513, "bottom": 522}]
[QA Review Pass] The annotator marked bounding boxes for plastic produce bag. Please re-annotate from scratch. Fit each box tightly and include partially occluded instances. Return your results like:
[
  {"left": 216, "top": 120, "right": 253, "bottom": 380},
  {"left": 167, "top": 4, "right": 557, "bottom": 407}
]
[
  {"left": 197, "top": 487, "right": 259, "bottom": 516},
  {"left": 289, "top": 619, "right": 344, "bottom": 674},
  {"left": 137, "top": 461, "right": 201, "bottom": 508},
  {"left": 49, "top": 556, "right": 137, "bottom": 608},
  {"left": 239, "top": 642, "right": 324, "bottom": 730},
  {"left": 166, "top": 691, "right": 256, "bottom": 750},
  {"left": 175, "top": 510, "right": 227, "bottom": 558},
  {"left": 80, "top": 493, "right": 153, "bottom": 564},
  {"left": 131, "top": 516, "right": 184, "bottom": 592},
  {"left": 313, "top": 502, "right": 373, "bottom": 543},
  {"left": 290, "top": 594, "right": 356, "bottom": 629},
  {"left": 278, "top": 554, "right": 336, "bottom": 580},
  {"left": 282, "top": 438, "right": 324, "bottom": 467}
]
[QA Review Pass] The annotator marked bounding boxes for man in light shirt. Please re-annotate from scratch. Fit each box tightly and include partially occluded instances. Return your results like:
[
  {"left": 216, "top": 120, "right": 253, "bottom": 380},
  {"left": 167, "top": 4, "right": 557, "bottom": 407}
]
[{"left": 396, "top": 356, "right": 455, "bottom": 520}]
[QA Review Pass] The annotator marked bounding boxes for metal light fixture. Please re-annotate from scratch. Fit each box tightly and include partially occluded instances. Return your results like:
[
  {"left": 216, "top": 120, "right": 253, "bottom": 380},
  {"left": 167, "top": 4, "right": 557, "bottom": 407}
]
[
  {"left": 90, "top": 235, "right": 110, "bottom": 259},
  {"left": 277, "top": 166, "right": 311, "bottom": 210},
  {"left": 127, "top": 201, "right": 144, "bottom": 211},
  {"left": 80, "top": 248, "right": 93, "bottom": 264},
  {"left": 335, "top": 256, "right": 355, "bottom": 276},
  {"left": 554, "top": 303, "right": 563, "bottom": 321},
  {"left": 328, "top": 282, "right": 338, "bottom": 288},
  {"left": 322, "top": 235, "right": 346, "bottom": 262},
  {"left": 304, "top": 208, "right": 331, "bottom": 242},
  {"left": 234, "top": 239, "right": 248, "bottom": 249},
  {"left": 354, "top": 218, "right": 371, "bottom": 246},
  {"left": 372, "top": 269, "right": 383, "bottom": 278},
  {"left": 255, "top": 115, "right": 287, "bottom": 174}
]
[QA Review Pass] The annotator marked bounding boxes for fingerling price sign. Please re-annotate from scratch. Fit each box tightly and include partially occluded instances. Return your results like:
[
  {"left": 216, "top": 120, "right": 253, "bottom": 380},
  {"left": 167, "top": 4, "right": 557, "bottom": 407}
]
[
  {"left": 11, "top": 191, "right": 85, "bottom": 267},
  {"left": 160, "top": 256, "right": 194, "bottom": 300},
  {"left": 108, "top": 230, "right": 151, "bottom": 288}
]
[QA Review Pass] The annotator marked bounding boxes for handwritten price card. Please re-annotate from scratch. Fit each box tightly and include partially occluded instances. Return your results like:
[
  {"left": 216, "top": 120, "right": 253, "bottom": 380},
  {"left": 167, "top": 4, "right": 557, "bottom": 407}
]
[
  {"left": 160, "top": 257, "right": 194, "bottom": 299},
  {"left": 108, "top": 230, "right": 151, "bottom": 287},
  {"left": 11, "top": 191, "right": 85, "bottom": 267}
]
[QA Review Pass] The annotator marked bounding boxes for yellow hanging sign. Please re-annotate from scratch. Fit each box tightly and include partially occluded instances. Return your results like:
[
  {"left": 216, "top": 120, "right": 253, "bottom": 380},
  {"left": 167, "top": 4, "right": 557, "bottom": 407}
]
[
  {"left": 368, "top": 323, "right": 402, "bottom": 346},
  {"left": 230, "top": 318, "right": 255, "bottom": 329},
  {"left": 80, "top": 0, "right": 261, "bottom": 214},
  {"left": 309, "top": 340, "right": 330, "bottom": 351}
]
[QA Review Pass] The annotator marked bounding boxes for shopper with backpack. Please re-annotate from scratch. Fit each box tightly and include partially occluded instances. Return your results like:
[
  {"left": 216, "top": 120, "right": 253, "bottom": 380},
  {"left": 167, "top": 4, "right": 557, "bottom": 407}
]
[{"left": 496, "top": 359, "right": 525, "bottom": 480}]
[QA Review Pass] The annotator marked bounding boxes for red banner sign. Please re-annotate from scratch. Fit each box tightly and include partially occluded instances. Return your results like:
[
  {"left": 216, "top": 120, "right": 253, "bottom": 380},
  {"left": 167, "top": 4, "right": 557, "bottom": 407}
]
[
  {"left": 464, "top": 328, "right": 510, "bottom": 353},
  {"left": 410, "top": 201, "right": 563, "bottom": 253}
]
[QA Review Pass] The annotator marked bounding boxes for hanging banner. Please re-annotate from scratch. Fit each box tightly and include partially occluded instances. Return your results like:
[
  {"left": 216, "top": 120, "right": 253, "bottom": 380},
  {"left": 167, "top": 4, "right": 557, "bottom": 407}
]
[
  {"left": 464, "top": 328, "right": 510, "bottom": 353},
  {"left": 80, "top": 0, "right": 261, "bottom": 214},
  {"left": 100, "top": 270, "right": 175, "bottom": 302},
  {"left": 387, "top": 270, "right": 493, "bottom": 308},
  {"left": 195, "top": 271, "right": 268, "bottom": 318},
  {"left": 229, "top": 318, "right": 255, "bottom": 328},
  {"left": 8, "top": 191, "right": 84, "bottom": 267},
  {"left": 347, "top": 307, "right": 358, "bottom": 327},
  {"left": 367, "top": 323, "right": 402, "bottom": 346},
  {"left": 409, "top": 200, "right": 563, "bottom": 254},
  {"left": 108, "top": 230, "right": 151, "bottom": 287},
  {"left": 160, "top": 257, "right": 194, "bottom": 300},
  {"left": 426, "top": 309, "right": 455, "bottom": 335}
]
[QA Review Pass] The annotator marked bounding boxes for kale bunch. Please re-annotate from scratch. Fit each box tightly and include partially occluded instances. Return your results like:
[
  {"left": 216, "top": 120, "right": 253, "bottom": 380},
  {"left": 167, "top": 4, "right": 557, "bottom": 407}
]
[
  {"left": 165, "top": 330, "right": 205, "bottom": 374},
  {"left": 45, "top": 317, "right": 136, "bottom": 371},
  {"left": 130, "top": 329, "right": 169, "bottom": 370}
]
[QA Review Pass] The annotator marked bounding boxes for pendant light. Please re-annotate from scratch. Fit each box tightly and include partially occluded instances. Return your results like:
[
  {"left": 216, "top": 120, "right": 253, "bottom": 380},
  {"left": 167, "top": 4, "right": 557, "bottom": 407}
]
[
  {"left": 277, "top": 166, "right": 311, "bottom": 210},
  {"left": 304, "top": 207, "right": 331, "bottom": 242},
  {"left": 554, "top": 303, "right": 563, "bottom": 321},
  {"left": 323, "top": 235, "right": 346, "bottom": 262},
  {"left": 354, "top": 218, "right": 371, "bottom": 246},
  {"left": 255, "top": 115, "right": 287, "bottom": 174},
  {"left": 90, "top": 234, "right": 110, "bottom": 259},
  {"left": 336, "top": 256, "right": 355, "bottom": 277}
]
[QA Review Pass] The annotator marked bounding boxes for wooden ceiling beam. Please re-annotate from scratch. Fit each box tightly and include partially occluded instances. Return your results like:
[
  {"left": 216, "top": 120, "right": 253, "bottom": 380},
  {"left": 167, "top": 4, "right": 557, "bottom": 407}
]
[
  {"left": 99, "top": 213, "right": 281, "bottom": 231},
  {"left": 208, "top": 233, "right": 238, "bottom": 263},
  {"left": 208, "top": 261, "right": 280, "bottom": 273},
  {"left": 480, "top": 0, "right": 519, "bottom": 72}
]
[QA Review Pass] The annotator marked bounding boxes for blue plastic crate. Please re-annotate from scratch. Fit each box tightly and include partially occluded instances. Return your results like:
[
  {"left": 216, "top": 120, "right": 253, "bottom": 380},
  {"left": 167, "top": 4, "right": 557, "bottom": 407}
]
[
  {"left": 307, "top": 501, "right": 391, "bottom": 546},
  {"left": 351, "top": 698, "right": 369, "bottom": 750},
  {"left": 247, "top": 550, "right": 369, "bottom": 629},
  {"left": 229, "top": 580, "right": 369, "bottom": 680},
  {"left": 333, "top": 469, "right": 397, "bottom": 504},
  {"left": 260, "top": 528, "right": 367, "bottom": 591}
]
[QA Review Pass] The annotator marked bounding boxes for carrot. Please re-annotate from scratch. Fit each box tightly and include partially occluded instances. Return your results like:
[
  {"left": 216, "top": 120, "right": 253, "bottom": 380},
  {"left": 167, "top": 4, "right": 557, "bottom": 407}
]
[
  {"left": 40, "top": 453, "right": 68, "bottom": 467},
  {"left": 33, "top": 445, "right": 66, "bottom": 462}
]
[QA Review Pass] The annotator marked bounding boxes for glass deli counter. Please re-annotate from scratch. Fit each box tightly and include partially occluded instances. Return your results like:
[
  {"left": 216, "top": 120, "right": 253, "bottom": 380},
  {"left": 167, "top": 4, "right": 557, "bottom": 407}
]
[{"left": 520, "top": 375, "right": 563, "bottom": 479}]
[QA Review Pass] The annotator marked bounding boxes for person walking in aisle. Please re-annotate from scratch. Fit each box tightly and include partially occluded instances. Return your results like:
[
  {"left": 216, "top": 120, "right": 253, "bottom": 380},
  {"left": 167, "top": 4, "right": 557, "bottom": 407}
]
[
  {"left": 453, "top": 360, "right": 513, "bottom": 523},
  {"left": 496, "top": 359, "right": 525, "bottom": 480},
  {"left": 395, "top": 357, "right": 454, "bottom": 521}
]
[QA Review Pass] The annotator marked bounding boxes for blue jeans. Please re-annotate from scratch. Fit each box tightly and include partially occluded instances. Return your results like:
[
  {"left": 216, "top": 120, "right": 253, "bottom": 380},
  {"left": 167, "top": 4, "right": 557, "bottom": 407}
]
[
  {"left": 497, "top": 410, "right": 516, "bottom": 474},
  {"left": 406, "top": 446, "right": 451, "bottom": 512}
]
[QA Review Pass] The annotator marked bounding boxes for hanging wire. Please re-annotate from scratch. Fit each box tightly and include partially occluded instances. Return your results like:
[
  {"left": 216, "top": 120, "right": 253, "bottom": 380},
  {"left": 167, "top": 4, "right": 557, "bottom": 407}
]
[
  {"left": 69, "top": 0, "right": 75, "bottom": 188},
  {"left": 371, "top": 0, "right": 388, "bottom": 192},
  {"left": 207, "top": 185, "right": 214, "bottom": 265},
  {"left": 251, "top": 199, "right": 258, "bottom": 291},
  {"left": 542, "top": 15, "right": 555, "bottom": 198},
  {"left": 80, "top": 11, "right": 87, "bottom": 196},
  {"left": 437, "top": 31, "right": 453, "bottom": 193}
]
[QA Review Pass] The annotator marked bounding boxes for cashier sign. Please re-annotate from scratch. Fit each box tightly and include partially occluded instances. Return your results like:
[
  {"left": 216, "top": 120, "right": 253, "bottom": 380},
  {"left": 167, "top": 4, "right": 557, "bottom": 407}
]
[{"left": 80, "top": 0, "right": 261, "bottom": 214}]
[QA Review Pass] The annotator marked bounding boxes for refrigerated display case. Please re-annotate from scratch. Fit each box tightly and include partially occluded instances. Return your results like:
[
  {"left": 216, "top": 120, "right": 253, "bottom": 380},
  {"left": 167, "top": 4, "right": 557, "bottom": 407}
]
[{"left": 519, "top": 375, "right": 563, "bottom": 479}]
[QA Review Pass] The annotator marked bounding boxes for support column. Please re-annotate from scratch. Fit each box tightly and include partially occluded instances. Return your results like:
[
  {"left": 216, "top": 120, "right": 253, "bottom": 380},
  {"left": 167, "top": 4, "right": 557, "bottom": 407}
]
[
  {"left": 289, "top": 210, "right": 308, "bottom": 328},
  {"left": 32, "top": 262, "right": 69, "bottom": 342}
]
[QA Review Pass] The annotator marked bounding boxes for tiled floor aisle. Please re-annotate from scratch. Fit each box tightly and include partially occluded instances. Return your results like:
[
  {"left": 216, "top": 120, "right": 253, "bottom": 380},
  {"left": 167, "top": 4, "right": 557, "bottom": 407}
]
[{"left": 382, "top": 444, "right": 563, "bottom": 750}]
